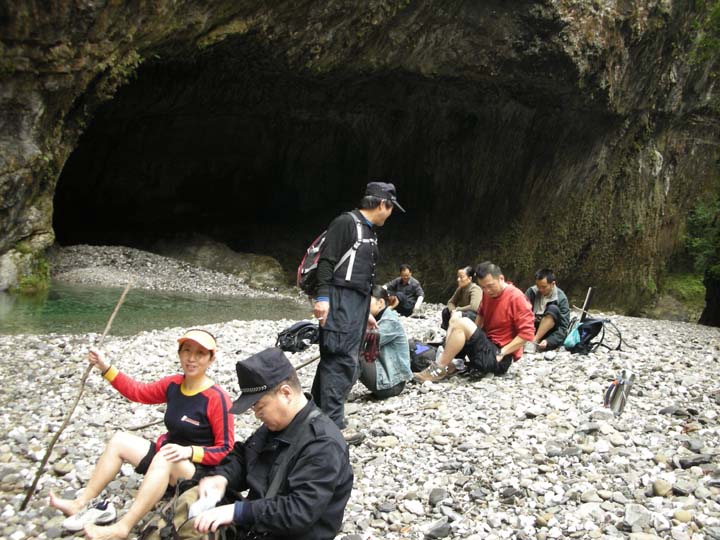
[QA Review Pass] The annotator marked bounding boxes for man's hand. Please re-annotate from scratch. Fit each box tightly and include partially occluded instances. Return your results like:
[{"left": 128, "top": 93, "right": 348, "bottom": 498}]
[
  {"left": 313, "top": 301, "right": 329, "bottom": 326},
  {"left": 193, "top": 503, "right": 235, "bottom": 533},
  {"left": 539, "top": 339, "right": 548, "bottom": 350},
  {"left": 496, "top": 352, "right": 505, "bottom": 363}
]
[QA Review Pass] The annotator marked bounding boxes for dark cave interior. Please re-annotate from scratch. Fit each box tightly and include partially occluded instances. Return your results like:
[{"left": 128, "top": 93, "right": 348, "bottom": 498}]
[{"left": 53, "top": 35, "right": 611, "bottom": 297}]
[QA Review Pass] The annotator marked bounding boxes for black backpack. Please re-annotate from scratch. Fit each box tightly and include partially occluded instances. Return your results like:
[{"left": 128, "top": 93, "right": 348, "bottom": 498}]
[
  {"left": 408, "top": 339, "right": 437, "bottom": 372},
  {"left": 567, "top": 318, "right": 623, "bottom": 355},
  {"left": 275, "top": 321, "right": 320, "bottom": 353},
  {"left": 296, "top": 212, "right": 376, "bottom": 297}
]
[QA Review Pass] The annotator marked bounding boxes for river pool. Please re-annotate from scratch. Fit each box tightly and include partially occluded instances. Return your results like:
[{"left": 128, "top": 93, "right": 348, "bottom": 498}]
[{"left": 0, "top": 282, "right": 311, "bottom": 335}]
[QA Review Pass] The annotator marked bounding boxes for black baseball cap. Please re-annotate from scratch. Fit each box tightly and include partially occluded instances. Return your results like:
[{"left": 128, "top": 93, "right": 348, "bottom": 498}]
[
  {"left": 230, "top": 348, "right": 295, "bottom": 414},
  {"left": 365, "top": 182, "right": 406, "bottom": 213}
]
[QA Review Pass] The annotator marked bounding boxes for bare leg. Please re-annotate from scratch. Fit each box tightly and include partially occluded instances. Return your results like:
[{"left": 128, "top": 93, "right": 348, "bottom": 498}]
[
  {"left": 533, "top": 315, "right": 555, "bottom": 343},
  {"left": 437, "top": 317, "right": 477, "bottom": 368},
  {"left": 50, "top": 432, "right": 150, "bottom": 517},
  {"left": 84, "top": 454, "right": 195, "bottom": 540}
]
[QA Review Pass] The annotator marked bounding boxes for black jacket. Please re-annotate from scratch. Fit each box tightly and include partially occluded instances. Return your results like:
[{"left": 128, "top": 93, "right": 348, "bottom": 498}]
[
  {"left": 213, "top": 399, "right": 353, "bottom": 540},
  {"left": 316, "top": 210, "right": 378, "bottom": 298}
]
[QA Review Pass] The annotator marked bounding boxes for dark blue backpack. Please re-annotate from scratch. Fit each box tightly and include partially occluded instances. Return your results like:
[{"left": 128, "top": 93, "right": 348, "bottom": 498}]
[{"left": 275, "top": 321, "right": 319, "bottom": 353}]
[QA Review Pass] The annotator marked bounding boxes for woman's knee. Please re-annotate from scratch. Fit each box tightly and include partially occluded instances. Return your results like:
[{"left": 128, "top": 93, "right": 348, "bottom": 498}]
[
  {"left": 147, "top": 453, "right": 194, "bottom": 478},
  {"left": 107, "top": 432, "right": 136, "bottom": 455},
  {"left": 147, "top": 452, "right": 173, "bottom": 474}
]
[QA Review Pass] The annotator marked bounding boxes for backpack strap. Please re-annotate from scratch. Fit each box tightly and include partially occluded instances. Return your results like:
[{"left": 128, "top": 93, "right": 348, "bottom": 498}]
[
  {"left": 265, "top": 408, "right": 322, "bottom": 498},
  {"left": 598, "top": 319, "right": 623, "bottom": 351},
  {"left": 590, "top": 322, "right": 605, "bottom": 353},
  {"left": 333, "top": 212, "right": 377, "bottom": 282}
]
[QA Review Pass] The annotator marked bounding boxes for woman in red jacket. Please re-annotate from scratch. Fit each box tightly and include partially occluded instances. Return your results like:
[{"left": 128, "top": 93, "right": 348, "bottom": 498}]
[{"left": 49, "top": 329, "right": 234, "bottom": 540}]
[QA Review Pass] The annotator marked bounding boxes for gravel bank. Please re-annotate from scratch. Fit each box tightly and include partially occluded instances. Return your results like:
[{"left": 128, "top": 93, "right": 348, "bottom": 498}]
[
  {"left": 48, "top": 244, "right": 296, "bottom": 298},
  {"left": 2, "top": 245, "right": 720, "bottom": 540}
]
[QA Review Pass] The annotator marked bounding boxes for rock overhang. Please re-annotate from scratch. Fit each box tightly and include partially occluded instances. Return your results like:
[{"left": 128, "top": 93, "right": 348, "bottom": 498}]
[{"left": 1, "top": 1, "right": 718, "bottom": 309}]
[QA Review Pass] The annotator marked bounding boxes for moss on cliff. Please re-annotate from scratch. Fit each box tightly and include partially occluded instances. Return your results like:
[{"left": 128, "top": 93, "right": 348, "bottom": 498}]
[
  {"left": 12, "top": 257, "right": 50, "bottom": 294},
  {"left": 662, "top": 273, "right": 706, "bottom": 307}
]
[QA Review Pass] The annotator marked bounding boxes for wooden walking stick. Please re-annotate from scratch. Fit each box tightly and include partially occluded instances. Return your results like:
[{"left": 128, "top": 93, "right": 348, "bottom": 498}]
[
  {"left": 293, "top": 354, "right": 320, "bottom": 371},
  {"left": 20, "top": 282, "right": 132, "bottom": 511}
]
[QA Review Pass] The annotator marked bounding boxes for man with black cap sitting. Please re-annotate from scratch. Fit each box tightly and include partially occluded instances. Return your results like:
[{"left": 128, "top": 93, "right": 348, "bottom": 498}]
[
  {"left": 190, "top": 347, "right": 353, "bottom": 540},
  {"left": 312, "top": 181, "right": 405, "bottom": 441}
]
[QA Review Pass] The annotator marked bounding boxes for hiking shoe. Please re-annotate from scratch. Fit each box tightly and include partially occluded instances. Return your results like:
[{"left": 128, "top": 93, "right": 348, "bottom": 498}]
[
  {"left": 62, "top": 500, "right": 117, "bottom": 531},
  {"left": 413, "top": 362, "right": 455, "bottom": 383}
]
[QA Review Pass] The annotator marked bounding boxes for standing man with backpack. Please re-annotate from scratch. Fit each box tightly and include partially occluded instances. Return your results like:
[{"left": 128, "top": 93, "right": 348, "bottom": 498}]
[{"left": 312, "top": 182, "right": 405, "bottom": 439}]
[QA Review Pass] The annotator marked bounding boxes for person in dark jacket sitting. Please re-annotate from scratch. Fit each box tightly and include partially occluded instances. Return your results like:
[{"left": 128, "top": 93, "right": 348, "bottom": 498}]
[
  {"left": 384, "top": 263, "right": 425, "bottom": 316},
  {"left": 524, "top": 269, "right": 571, "bottom": 351},
  {"left": 190, "top": 348, "right": 353, "bottom": 540}
]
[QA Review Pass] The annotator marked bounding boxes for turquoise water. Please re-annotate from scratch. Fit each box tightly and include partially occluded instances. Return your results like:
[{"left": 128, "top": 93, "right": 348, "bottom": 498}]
[{"left": 0, "top": 282, "right": 311, "bottom": 335}]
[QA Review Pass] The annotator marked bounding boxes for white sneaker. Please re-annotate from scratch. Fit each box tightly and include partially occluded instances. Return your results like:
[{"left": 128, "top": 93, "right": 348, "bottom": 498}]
[{"left": 62, "top": 500, "right": 117, "bottom": 531}]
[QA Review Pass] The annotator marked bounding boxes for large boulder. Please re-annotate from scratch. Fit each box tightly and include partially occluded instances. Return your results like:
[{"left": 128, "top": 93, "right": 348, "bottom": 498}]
[{"left": 153, "top": 237, "right": 286, "bottom": 290}]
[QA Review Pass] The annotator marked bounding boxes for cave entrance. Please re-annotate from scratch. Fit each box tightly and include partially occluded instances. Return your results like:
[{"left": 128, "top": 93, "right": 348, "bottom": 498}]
[{"left": 53, "top": 36, "right": 584, "bottom": 297}]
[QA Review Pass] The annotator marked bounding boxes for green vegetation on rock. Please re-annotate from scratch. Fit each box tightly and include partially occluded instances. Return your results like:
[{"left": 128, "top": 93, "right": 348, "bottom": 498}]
[
  {"left": 13, "top": 257, "right": 50, "bottom": 295},
  {"left": 693, "top": 0, "right": 720, "bottom": 66},
  {"left": 687, "top": 196, "right": 720, "bottom": 281},
  {"left": 662, "top": 273, "right": 706, "bottom": 307}
]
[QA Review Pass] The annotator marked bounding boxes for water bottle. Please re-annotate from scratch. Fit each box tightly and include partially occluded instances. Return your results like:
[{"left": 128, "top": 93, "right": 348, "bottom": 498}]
[{"left": 451, "top": 357, "right": 467, "bottom": 372}]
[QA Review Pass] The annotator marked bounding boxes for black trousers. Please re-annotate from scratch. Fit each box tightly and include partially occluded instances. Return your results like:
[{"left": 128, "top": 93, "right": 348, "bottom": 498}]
[
  {"left": 312, "top": 285, "right": 370, "bottom": 429},
  {"left": 358, "top": 358, "right": 405, "bottom": 399},
  {"left": 393, "top": 292, "right": 415, "bottom": 317}
]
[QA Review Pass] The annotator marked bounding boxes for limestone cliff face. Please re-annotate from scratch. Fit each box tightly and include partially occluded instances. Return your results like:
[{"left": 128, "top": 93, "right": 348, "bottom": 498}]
[{"left": 1, "top": 1, "right": 718, "bottom": 312}]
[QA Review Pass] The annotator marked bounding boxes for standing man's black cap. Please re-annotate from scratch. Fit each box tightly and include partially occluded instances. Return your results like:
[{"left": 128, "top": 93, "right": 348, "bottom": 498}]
[
  {"left": 230, "top": 348, "right": 294, "bottom": 414},
  {"left": 365, "top": 182, "right": 406, "bottom": 213}
]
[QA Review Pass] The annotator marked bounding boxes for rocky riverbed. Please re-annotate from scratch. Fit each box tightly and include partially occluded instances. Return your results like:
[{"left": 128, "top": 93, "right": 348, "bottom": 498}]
[
  {"left": 1, "top": 246, "right": 720, "bottom": 540},
  {"left": 47, "top": 244, "right": 295, "bottom": 298}
]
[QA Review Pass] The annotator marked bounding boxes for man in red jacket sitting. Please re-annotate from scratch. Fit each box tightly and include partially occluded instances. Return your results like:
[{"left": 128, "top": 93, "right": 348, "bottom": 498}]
[{"left": 415, "top": 261, "right": 535, "bottom": 382}]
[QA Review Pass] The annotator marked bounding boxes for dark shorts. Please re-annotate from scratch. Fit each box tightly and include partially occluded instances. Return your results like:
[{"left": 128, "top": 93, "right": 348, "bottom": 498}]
[
  {"left": 460, "top": 328, "right": 513, "bottom": 375},
  {"left": 135, "top": 441, "right": 156, "bottom": 475}
]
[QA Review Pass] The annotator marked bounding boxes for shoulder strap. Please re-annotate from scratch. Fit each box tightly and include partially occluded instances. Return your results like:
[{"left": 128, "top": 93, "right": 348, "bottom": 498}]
[
  {"left": 265, "top": 408, "right": 322, "bottom": 498},
  {"left": 333, "top": 211, "right": 377, "bottom": 281}
]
